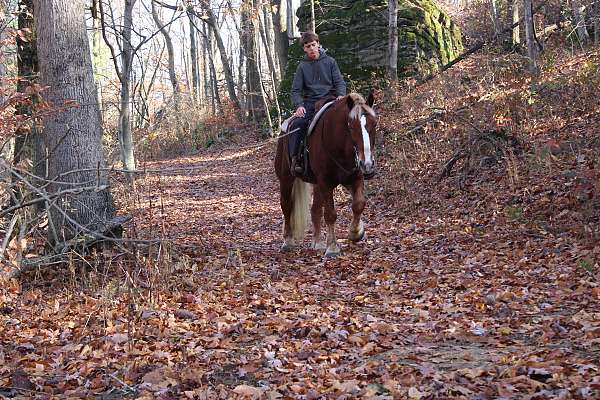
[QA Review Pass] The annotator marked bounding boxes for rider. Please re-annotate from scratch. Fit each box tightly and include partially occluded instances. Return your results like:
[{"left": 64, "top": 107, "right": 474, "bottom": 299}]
[{"left": 289, "top": 31, "right": 347, "bottom": 175}]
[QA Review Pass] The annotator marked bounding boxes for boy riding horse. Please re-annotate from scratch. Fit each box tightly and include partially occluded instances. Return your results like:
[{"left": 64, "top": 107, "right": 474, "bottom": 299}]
[{"left": 289, "top": 31, "right": 347, "bottom": 175}]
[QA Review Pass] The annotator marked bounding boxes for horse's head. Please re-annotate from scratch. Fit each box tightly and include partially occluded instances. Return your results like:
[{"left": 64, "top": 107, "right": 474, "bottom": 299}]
[{"left": 346, "top": 92, "right": 377, "bottom": 179}]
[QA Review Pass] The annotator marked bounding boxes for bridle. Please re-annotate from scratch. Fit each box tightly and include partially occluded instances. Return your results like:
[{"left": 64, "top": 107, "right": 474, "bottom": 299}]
[{"left": 322, "top": 109, "right": 374, "bottom": 178}]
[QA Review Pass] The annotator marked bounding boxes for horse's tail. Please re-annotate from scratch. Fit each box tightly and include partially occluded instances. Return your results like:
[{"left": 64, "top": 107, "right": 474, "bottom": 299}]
[{"left": 290, "top": 178, "right": 312, "bottom": 240}]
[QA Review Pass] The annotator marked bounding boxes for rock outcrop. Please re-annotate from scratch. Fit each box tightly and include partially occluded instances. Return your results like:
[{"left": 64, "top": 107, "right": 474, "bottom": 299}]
[{"left": 279, "top": 0, "right": 463, "bottom": 110}]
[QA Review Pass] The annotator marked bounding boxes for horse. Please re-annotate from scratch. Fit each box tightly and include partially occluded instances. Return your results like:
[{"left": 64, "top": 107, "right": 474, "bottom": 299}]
[{"left": 274, "top": 92, "right": 378, "bottom": 257}]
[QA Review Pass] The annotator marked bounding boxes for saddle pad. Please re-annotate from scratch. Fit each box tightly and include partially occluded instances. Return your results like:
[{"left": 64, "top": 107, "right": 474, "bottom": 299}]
[
  {"left": 280, "top": 116, "right": 294, "bottom": 134},
  {"left": 278, "top": 100, "right": 337, "bottom": 136}
]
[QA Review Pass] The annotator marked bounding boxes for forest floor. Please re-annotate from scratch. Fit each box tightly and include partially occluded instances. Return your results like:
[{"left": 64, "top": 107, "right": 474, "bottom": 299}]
[{"left": 1, "top": 44, "right": 600, "bottom": 399}]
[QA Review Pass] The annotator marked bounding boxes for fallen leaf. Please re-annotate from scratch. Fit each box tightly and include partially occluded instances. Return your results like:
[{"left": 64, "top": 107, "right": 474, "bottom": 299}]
[{"left": 233, "top": 384, "right": 263, "bottom": 398}]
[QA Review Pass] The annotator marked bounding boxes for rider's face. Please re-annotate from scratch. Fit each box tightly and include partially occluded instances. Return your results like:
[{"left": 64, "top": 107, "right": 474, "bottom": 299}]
[{"left": 303, "top": 40, "right": 320, "bottom": 60}]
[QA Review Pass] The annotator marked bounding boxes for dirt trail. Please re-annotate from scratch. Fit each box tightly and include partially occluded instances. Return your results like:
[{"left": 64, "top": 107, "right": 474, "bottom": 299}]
[
  {"left": 2, "top": 140, "right": 597, "bottom": 399},
  {"left": 121, "top": 141, "right": 599, "bottom": 397}
]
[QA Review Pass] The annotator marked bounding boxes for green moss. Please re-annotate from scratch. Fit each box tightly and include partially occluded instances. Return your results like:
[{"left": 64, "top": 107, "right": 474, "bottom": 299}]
[{"left": 278, "top": 0, "right": 462, "bottom": 111}]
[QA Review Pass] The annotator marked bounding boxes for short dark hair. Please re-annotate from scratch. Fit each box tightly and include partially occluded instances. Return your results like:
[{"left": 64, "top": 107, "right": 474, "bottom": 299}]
[{"left": 300, "top": 32, "right": 319, "bottom": 46}]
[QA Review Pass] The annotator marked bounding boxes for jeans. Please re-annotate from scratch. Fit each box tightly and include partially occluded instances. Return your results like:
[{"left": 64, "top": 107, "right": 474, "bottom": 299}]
[{"left": 288, "top": 102, "right": 315, "bottom": 157}]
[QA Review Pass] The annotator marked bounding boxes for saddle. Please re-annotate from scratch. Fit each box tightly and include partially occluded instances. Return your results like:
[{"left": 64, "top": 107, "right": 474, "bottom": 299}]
[{"left": 280, "top": 96, "right": 338, "bottom": 179}]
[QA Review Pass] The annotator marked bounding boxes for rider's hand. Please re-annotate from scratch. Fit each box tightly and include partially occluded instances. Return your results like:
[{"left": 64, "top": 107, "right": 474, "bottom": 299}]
[
  {"left": 294, "top": 106, "right": 306, "bottom": 117},
  {"left": 336, "top": 95, "right": 344, "bottom": 100}
]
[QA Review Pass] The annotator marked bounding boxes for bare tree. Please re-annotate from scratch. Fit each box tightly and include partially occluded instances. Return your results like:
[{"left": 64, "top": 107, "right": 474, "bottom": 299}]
[
  {"left": 509, "top": 0, "right": 520, "bottom": 46},
  {"left": 34, "top": 0, "right": 115, "bottom": 241},
  {"left": 286, "top": 0, "right": 298, "bottom": 38},
  {"left": 489, "top": 0, "right": 500, "bottom": 37},
  {"left": 570, "top": 0, "right": 590, "bottom": 45},
  {"left": 309, "top": 0, "right": 315, "bottom": 33},
  {"left": 271, "top": 0, "right": 288, "bottom": 78},
  {"left": 258, "top": 7, "right": 281, "bottom": 128},
  {"left": 13, "top": 0, "right": 45, "bottom": 207},
  {"left": 98, "top": 0, "right": 137, "bottom": 173},
  {"left": 206, "top": 26, "right": 223, "bottom": 114},
  {"left": 151, "top": 0, "right": 180, "bottom": 101},
  {"left": 199, "top": 2, "right": 241, "bottom": 112},
  {"left": 386, "top": 0, "right": 398, "bottom": 100},
  {"left": 188, "top": 11, "right": 200, "bottom": 102},
  {"left": 523, "top": 0, "right": 539, "bottom": 73},
  {"left": 0, "top": 0, "right": 12, "bottom": 193},
  {"left": 594, "top": 0, "right": 600, "bottom": 44},
  {"left": 241, "top": 0, "right": 265, "bottom": 121}
]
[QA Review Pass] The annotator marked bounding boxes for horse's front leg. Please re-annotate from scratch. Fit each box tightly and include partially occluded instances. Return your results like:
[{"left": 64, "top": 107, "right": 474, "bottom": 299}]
[
  {"left": 347, "top": 178, "right": 366, "bottom": 242},
  {"left": 321, "top": 186, "right": 340, "bottom": 257},
  {"left": 310, "top": 189, "right": 326, "bottom": 250}
]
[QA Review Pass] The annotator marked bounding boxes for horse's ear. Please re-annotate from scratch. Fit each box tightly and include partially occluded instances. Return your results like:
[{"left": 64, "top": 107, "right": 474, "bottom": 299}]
[
  {"left": 346, "top": 95, "right": 355, "bottom": 110},
  {"left": 366, "top": 91, "right": 375, "bottom": 107}
]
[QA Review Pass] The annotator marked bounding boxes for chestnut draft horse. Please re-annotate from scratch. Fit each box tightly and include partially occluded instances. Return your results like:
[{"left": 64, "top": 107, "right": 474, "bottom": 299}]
[{"left": 274, "top": 93, "right": 377, "bottom": 257}]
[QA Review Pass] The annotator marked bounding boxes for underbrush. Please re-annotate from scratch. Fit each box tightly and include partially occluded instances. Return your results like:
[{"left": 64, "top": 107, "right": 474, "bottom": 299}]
[
  {"left": 378, "top": 40, "right": 600, "bottom": 246},
  {"left": 134, "top": 100, "right": 251, "bottom": 161}
]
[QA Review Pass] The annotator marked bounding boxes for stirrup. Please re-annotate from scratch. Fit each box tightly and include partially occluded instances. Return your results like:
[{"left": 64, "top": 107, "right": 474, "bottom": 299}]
[{"left": 291, "top": 156, "right": 303, "bottom": 175}]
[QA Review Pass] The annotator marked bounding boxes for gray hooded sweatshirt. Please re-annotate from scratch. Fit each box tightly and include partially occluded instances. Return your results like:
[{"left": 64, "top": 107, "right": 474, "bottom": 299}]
[{"left": 291, "top": 49, "right": 346, "bottom": 109}]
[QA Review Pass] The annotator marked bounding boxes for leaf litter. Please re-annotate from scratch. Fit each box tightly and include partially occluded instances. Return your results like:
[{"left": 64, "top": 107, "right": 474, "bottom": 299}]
[{"left": 1, "top": 46, "right": 599, "bottom": 398}]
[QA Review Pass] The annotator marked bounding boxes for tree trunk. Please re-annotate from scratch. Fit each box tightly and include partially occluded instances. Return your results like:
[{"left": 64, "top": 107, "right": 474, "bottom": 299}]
[
  {"left": 386, "top": 0, "right": 398, "bottom": 100},
  {"left": 13, "top": 0, "right": 46, "bottom": 211},
  {"left": 206, "top": 28, "right": 223, "bottom": 115},
  {"left": 201, "top": 23, "right": 210, "bottom": 111},
  {"left": 523, "top": 0, "right": 539, "bottom": 73},
  {"left": 262, "top": 4, "right": 280, "bottom": 83},
  {"left": 14, "top": 0, "right": 38, "bottom": 169},
  {"left": 151, "top": 1, "right": 180, "bottom": 102},
  {"left": 259, "top": 8, "right": 282, "bottom": 129},
  {"left": 271, "top": 0, "right": 288, "bottom": 79},
  {"left": 309, "top": 0, "right": 315, "bottom": 33},
  {"left": 489, "top": 0, "right": 500, "bottom": 37},
  {"left": 119, "top": 0, "right": 136, "bottom": 173},
  {"left": 255, "top": 24, "right": 274, "bottom": 133},
  {"left": 199, "top": 4, "right": 241, "bottom": 112},
  {"left": 594, "top": 0, "right": 600, "bottom": 44},
  {"left": 286, "top": 0, "right": 297, "bottom": 38},
  {"left": 259, "top": 8, "right": 279, "bottom": 93},
  {"left": 570, "top": 0, "right": 590, "bottom": 45},
  {"left": 510, "top": 0, "right": 520, "bottom": 45},
  {"left": 34, "top": 0, "right": 115, "bottom": 241},
  {"left": 1, "top": 0, "right": 13, "bottom": 204},
  {"left": 91, "top": 0, "right": 103, "bottom": 125},
  {"left": 241, "top": 0, "right": 265, "bottom": 121},
  {"left": 188, "top": 11, "right": 200, "bottom": 103}
]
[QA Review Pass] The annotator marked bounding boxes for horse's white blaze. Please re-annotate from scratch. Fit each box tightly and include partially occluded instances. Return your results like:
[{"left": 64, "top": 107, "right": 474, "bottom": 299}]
[{"left": 360, "top": 115, "right": 373, "bottom": 167}]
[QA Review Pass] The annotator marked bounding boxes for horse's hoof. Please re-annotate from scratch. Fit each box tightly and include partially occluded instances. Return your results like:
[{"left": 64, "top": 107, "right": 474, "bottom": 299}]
[
  {"left": 349, "top": 222, "right": 365, "bottom": 242},
  {"left": 281, "top": 240, "right": 296, "bottom": 252},
  {"left": 312, "top": 241, "right": 326, "bottom": 251},
  {"left": 325, "top": 246, "right": 341, "bottom": 258}
]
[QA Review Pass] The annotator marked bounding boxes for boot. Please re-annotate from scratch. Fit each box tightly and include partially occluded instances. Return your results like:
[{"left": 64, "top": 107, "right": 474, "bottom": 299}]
[{"left": 291, "top": 156, "right": 304, "bottom": 175}]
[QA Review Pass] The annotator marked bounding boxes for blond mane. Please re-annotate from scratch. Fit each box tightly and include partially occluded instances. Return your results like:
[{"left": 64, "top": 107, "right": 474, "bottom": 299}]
[{"left": 347, "top": 92, "right": 376, "bottom": 119}]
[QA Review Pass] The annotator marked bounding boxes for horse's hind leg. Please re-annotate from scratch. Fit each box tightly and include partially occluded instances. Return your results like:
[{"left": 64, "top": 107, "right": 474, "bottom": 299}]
[
  {"left": 346, "top": 180, "right": 366, "bottom": 242},
  {"left": 310, "top": 189, "right": 326, "bottom": 251},
  {"left": 280, "top": 179, "right": 296, "bottom": 251},
  {"left": 321, "top": 186, "right": 341, "bottom": 257}
]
